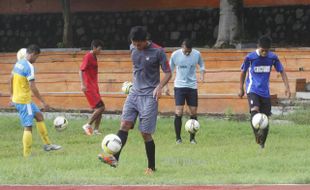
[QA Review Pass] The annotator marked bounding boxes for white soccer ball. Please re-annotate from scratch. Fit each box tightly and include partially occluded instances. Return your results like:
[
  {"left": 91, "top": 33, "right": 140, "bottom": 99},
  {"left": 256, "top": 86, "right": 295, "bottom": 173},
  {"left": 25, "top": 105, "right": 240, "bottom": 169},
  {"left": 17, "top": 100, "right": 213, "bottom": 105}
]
[
  {"left": 101, "top": 134, "right": 122, "bottom": 155},
  {"left": 121, "top": 81, "right": 132, "bottom": 94},
  {"left": 17, "top": 48, "right": 27, "bottom": 61},
  {"left": 185, "top": 119, "right": 200, "bottom": 134},
  {"left": 251, "top": 113, "right": 269, "bottom": 129},
  {"left": 53, "top": 116, "right": 69, "bottom": 132}
]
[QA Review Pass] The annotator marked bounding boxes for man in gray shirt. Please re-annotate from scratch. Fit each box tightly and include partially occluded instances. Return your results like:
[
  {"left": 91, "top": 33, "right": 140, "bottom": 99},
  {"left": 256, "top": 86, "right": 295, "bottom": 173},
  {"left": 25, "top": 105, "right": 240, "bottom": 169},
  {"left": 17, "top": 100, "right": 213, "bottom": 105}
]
[{"left": 98, "top": 26, "right": 172, "bottom": 174}]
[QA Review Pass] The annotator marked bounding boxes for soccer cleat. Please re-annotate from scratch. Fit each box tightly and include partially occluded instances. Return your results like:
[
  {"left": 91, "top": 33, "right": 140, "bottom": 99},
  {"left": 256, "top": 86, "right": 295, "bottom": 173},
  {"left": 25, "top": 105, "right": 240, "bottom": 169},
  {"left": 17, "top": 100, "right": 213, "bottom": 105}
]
[
  {"left": 144, "top": 168, "right": 156, "bottom": 175},
  {"left": 93, "top": 129, "right": 102, "bottom": 135},
  {"left": 98, "top": 153, "right": 118, "bottom": 168},
  {"left": 82, "top": 124, "right": 93, "bottom": 136},
  {"left": 190, "top": 139, "right": 197, "bottom": 144},
  {"left": 43, "top": 144, "right": 62, "bottom": 151},
  {"left": 176, "top": 139, "right": 182, "bottom": 144}
]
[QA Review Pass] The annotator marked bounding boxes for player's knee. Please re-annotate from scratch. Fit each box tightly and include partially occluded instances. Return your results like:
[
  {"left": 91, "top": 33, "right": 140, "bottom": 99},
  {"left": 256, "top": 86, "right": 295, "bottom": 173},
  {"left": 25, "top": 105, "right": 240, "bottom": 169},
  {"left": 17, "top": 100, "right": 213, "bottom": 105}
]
[
  {"left": 35, "top": 113, "right": 44, "bottom": 122},
  {"left": 175, "top": 110, "right": 183, "bottom": 116},
  {"left": 250, "top": 107, "right": 259, "bottom": 118},
  {"left": 141, "top": 132, "right": 152, "bottom": 142},
  {"left": 120, "top": 121, "right": 133, "bottom": 131}
]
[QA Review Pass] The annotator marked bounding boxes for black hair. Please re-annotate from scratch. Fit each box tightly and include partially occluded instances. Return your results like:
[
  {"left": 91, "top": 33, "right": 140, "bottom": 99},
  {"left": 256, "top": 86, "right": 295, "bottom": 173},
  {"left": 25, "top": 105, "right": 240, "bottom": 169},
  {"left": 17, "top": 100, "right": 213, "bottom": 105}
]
[
  {"left": 91, "top": 39, "right": 104, "bottom": 49},
  {"left": 182, "top": 39, "right": 193, "bottom": 49},
  {"left": 258, "top": 36, "right": 272, "bottom": 49},
  {"left": 128, "top": 26, "right": 148, "bottom": 41},
  {"left": 26, "top": 44, "right": 40, "bottom": 54}
]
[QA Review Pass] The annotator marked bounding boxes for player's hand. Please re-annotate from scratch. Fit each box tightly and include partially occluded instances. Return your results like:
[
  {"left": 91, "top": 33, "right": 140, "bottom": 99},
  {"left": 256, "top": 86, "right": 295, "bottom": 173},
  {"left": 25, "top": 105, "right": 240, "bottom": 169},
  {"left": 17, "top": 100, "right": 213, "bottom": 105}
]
[
  {"left": 163, "top": 86, "right": 170, "bottom": 96},
  {"left": 153, "top": 84, "right": 162, "bottom": 101},
  {"left": 42, "top": 102, "right": 50, "bottom": 111},
  {"left": 81, "top": 84, "right": 87, "bottom": 92},
  {"left": 8, "top": 96, "right": 14, "bottom": 107},
  {"left": 238, "top": 88, "right": 244, "bottom": 98}
]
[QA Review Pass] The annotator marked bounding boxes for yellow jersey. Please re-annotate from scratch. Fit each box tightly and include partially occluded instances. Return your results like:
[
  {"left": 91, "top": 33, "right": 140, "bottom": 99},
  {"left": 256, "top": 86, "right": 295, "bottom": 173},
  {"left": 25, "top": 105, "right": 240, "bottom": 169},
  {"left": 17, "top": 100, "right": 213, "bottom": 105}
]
[{"left": 12, "top": 59, "right": 35, "bottom": 104}]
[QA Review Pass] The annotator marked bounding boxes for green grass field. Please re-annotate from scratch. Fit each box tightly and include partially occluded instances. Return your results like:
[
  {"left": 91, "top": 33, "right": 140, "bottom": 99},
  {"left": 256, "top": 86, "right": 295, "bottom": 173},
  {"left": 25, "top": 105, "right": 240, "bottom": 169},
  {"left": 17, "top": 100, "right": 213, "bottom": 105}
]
[{"left": 0, "top": 114, "right": 310, "bottom": 185}]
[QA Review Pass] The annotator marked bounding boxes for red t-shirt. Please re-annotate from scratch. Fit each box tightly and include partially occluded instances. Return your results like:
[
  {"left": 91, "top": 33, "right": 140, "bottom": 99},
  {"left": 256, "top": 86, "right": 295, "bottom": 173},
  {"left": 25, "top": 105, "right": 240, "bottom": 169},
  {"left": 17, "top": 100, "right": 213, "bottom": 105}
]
[{"left": 80, "top": 52, "right": 99, "bottom": 93}]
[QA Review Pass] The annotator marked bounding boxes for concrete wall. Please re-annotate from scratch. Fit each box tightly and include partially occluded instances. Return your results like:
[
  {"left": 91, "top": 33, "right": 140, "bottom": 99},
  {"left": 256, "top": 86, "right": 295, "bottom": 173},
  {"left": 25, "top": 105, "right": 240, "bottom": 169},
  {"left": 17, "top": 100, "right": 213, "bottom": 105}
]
[
  {"left": 1, "top": 0, "right": 309, "bottom": 14},
  {"left": 0, "top": 5, "right": 309, "bottom": 51}
]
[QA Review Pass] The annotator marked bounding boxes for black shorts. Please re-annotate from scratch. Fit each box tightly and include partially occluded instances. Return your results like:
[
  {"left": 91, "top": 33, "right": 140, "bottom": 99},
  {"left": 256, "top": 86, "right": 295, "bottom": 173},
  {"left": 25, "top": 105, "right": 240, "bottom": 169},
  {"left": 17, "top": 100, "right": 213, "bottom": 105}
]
[
  {"left": 247, "top": 93, "right": 271, "bottom": 116},
  {"left": 174, "top": 87, "right": 198, "bottom": 107}
]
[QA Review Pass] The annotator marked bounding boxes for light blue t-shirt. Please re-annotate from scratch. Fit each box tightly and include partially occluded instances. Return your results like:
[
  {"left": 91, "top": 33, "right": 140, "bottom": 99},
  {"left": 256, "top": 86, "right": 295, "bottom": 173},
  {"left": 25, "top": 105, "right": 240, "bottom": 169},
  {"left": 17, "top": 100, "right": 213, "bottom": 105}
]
[{"left": 169, "top": 49, "right": 205, "bottom": 89}]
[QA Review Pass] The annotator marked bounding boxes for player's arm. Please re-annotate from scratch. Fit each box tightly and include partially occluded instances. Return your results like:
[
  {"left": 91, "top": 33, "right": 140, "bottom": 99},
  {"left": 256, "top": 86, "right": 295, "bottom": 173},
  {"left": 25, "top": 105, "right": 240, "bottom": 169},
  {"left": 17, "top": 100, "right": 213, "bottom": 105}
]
[
  {"left": 79, "top": 55, "right": 89, "bottom": 92},
  {"left": 280, "top": 70, "right": 291, "bottom": 98},
  {"left": 198, "top": 53, "right": 206, "bottom": 82},
  {"left": 239, "top": 57, "right": 250, "bottom": 98},
  {"left": 154, "top": 49, "right": 172, "bottom": 100},
  {"left": 9, "top": 74, "right": 13, "bottom": 97},
  {"left": 155, "top": 71, "right": 172, "bottom": 100},
  {"left": 238, "top": 71, "right": 246, "bottom": 98},
  {"left": 29, "top": 80, "right": 49, "bottom": 110},
  {"left": 79, "top": 70, "right": 87, "bottom": 92}
]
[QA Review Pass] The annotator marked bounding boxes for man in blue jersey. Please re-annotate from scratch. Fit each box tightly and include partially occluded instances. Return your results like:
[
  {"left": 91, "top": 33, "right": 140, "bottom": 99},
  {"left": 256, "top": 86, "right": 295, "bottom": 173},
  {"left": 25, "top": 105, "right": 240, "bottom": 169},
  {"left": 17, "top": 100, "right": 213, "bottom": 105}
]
[
  {"left": 169, "top": 39, "right": 205, "bottom": 144},
  {"left": 239, "top": 36, "right": 291, "bottom": 148},
  {"left": 98, "top": 26, "right": 172, "bottom": 174}
]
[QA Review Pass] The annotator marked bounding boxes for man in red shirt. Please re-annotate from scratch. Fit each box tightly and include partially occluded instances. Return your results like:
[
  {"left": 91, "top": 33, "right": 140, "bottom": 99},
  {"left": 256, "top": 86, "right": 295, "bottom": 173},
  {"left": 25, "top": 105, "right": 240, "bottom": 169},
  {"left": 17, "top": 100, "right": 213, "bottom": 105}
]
[{"left": 79, "top": 40, "right": 105, "bottom": 135}]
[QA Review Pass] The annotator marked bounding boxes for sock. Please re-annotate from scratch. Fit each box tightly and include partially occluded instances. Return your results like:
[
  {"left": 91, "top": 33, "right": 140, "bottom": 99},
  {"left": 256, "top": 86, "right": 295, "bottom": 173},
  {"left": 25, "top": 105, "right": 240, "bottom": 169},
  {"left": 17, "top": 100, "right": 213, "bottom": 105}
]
[
  {"left": 23, "top": 131, "right": 32, "bottom": 157},
  {"left": 190, "top": 115, "right": 197, "bottom": 141},
  {"left": 250, "top": 110, "right": 259, "bottom": 143},
  {"left": 145, "top": 140, "right": 155, "bottom": 170},
  {"left": 174, "top": 115, "right": 182, "bottom": 140},
  {"left": 114, "top": 130, "right": 128, "bottom": 161},
  {"left": 259, "top": 125, "right": 269, "bottom": 146},
  {"left": 36, "top": 121, "right": 51, "bottom": 145}
]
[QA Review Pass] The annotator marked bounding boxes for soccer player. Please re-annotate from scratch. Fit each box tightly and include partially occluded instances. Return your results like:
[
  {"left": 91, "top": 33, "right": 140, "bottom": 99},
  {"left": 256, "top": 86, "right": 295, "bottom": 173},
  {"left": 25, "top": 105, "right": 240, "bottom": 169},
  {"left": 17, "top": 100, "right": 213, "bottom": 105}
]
[
  {"left": 169, "top": 39, "right": 206, "bottom": 144},
  {"left": 79, "top": 40, "right": 105, "bottom": 135},
  {"left": 239, "top": 36, "right": 291, "bottom": 148},
  {"left": 10, "top": 44, "right": 61, "bottom": 157},
  {"left": 98, "top": 26, "right": 172, "bottom": 174}
]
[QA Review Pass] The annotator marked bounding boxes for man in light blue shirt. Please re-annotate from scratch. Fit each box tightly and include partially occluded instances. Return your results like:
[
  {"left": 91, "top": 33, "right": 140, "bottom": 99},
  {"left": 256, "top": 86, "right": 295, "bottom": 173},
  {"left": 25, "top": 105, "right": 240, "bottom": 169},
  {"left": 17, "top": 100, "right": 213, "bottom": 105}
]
[{"left": 169, "top": 39, "right": 205, "bottom": 144}]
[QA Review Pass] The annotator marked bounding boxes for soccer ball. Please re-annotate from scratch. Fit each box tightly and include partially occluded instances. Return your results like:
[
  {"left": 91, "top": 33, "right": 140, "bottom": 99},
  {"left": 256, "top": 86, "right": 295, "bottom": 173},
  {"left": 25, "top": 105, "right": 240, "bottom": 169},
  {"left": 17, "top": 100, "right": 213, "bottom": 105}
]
[
  {"left": 121, "top": 81, "right": 132, "bottom": 94},
  {"left": 53, "top": 116, "right": 68, "bottom": 132},
  {"left": 185, "top": 119, "right": 200, "bottom": 134},
  {"left": 251, "top": 113, "right": 269, "bottom": 129},
  {"left": 101, "top": 134, "right": 122, "bottom": 155},
  {"left": 17, "top": 48, "right": 27, "bottom": 61}
]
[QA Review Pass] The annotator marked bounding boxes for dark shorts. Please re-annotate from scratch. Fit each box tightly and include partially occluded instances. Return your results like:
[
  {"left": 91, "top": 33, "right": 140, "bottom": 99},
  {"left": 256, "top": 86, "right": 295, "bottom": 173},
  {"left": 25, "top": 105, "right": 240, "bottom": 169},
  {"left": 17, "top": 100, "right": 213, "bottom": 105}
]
[
  {"left": 84, "top": 90, "right": 104, "bottom": 109},
  {"left": 247, "top": 93, "right": 271, "bottom": 116},
  {"left": 121, "top": 94, "right": 158, "bottom": 134},
  {"left": 174, "top": 87, "right": 198, "bottom": 107}
]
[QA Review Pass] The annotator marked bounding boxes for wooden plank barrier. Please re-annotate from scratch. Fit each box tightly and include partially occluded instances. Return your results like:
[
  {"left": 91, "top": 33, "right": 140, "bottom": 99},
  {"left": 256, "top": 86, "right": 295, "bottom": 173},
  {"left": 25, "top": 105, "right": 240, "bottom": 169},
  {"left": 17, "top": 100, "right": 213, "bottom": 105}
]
[{"left": 1, "top": 48, "right": 308, "bottom": 114}]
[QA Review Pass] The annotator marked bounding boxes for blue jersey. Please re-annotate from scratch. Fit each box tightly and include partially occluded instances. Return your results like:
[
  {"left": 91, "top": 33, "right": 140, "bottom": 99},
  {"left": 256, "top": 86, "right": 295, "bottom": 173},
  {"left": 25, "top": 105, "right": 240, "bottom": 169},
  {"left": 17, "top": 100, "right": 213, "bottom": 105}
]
[
  {"left": 169, "top": 49, "right": 205, "bottom": 89},
  {"left": 130, "top": 42, "right": 171, "bottom": 96},
  {"left": 241, "top": 50, "right": 284, "bottom": 98}
]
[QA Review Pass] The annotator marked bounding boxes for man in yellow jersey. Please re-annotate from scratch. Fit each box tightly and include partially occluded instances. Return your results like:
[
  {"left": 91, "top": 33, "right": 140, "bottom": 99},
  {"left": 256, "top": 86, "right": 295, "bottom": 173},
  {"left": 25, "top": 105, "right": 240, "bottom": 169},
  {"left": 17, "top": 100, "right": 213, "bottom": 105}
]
[{"left": 10, "top": 44, "right": 61, "bottom": 157}]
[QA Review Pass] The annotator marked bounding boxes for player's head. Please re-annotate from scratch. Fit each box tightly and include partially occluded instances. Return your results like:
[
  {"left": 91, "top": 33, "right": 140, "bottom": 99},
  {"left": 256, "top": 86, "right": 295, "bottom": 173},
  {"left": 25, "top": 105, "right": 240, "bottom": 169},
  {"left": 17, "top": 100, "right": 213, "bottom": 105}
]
[
  {"left": 26, "top": 44, "right": 40, "bottom": 63},
  {"left": 91, "top": 39, "right": 104, "bottom": 54},
  {"left": 129, "top": 26, "right": 148, "bottom": 51},
  {"left": 257, "top": 36, "right": 272, "bottom": 57},
  {"left": 181, "top": 39, "right": 193, "bottom": 56}
]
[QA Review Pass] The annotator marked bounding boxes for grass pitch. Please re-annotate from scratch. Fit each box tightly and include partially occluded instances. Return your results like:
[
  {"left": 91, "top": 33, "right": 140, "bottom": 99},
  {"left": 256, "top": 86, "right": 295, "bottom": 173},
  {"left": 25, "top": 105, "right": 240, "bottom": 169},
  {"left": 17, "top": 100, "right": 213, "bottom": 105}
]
[{"left": 0, "top": 114, "right": 309, "bottom": 185}]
